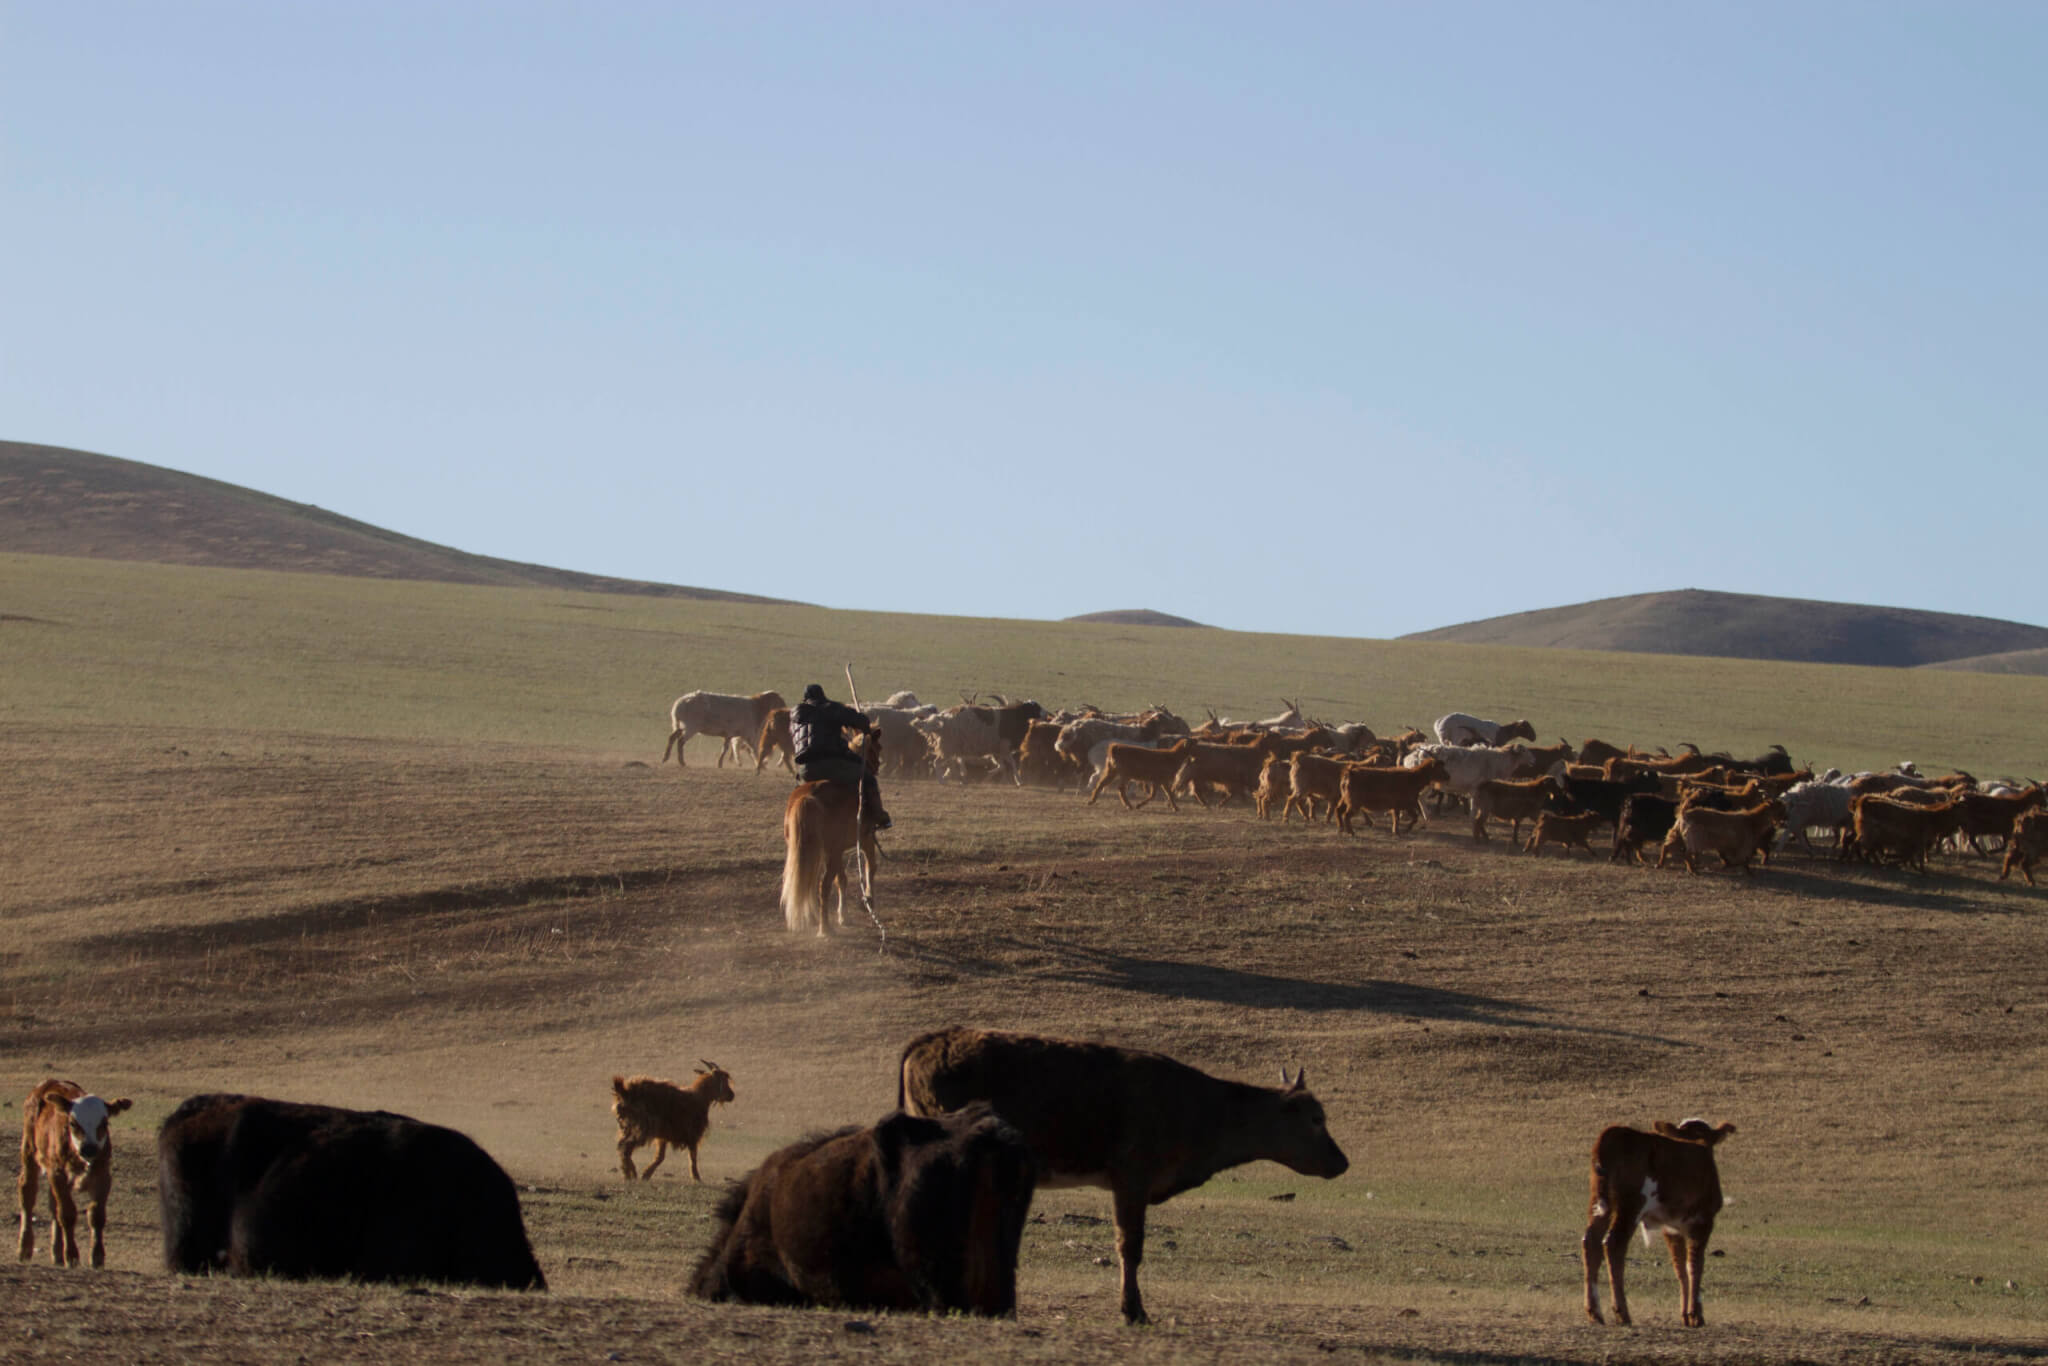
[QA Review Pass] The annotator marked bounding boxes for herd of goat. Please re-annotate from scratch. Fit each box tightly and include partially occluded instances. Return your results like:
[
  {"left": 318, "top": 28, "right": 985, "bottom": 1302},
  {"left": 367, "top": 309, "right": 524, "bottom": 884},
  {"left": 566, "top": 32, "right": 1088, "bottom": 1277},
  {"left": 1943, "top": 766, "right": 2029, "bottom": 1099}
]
[{"left": 667, "top": 687, "right": 2048, "bottom": 882}]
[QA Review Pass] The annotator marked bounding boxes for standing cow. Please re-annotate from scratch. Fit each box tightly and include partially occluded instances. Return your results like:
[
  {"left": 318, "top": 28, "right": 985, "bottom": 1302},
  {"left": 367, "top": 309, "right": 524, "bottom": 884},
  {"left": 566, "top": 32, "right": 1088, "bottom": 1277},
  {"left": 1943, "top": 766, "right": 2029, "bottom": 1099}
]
[
  {"left": 690, "top": 1103, "right": 1035, "bottom": 1315},
  {"left": 18, "top": 1079, "right": 132, "bottom": 1268},
  {"left": 158, "top": 1094, "right": 546, "bottom": 1289},
  {"left": 898, "top": 1026, "right": 1348, "bottom": 1323}
]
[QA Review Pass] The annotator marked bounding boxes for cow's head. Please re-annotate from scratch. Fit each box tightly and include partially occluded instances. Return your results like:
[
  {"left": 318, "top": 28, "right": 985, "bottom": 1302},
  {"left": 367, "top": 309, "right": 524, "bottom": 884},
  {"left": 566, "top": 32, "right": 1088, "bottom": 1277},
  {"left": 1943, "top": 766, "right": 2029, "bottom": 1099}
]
[
  {"left": 695, "top": 1061, "right": 737, "bottom": 1106},
  {"left": 54, "top": 1093, "right": 132, "bottom": 1164},
  {"left": 1271, "top": 1069, "right": 1349, "bottom": 1179},
  {"left": 1656, "top": 1118, "right": 1736, "bottom": 1147}
]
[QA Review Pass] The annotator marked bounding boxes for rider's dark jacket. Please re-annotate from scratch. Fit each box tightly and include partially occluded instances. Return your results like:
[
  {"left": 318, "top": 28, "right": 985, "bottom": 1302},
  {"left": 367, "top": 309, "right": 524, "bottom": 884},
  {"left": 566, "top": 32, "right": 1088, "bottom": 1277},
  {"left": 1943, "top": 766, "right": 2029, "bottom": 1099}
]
[{"left": 791, "top": 696, "right": 869, "bottom": 766}]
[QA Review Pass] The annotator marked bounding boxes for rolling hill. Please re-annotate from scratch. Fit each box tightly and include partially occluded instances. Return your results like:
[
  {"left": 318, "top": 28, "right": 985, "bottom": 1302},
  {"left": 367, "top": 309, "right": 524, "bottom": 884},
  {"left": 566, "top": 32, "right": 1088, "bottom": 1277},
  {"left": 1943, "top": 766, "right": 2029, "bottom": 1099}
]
[
  {"left": 1403, "top": 588, "right": 2048, "bottom": 669},
  {"left": 0, "top": 440, "right": 791, "bottom": 603},
  {"left": 1062, "top": 609, "right": 1210, "bottom": 628}
]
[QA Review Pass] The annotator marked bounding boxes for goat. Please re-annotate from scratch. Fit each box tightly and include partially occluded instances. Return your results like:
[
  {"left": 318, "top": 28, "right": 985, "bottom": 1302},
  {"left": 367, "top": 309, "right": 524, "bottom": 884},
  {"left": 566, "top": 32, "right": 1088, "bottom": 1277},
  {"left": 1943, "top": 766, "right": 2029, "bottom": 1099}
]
[
  {"left": 613, "top": 1064, "right": 736, "bottom": 1181},
  {"left": 1526, "top": 808, "right": 1601, "bottom": 857},
  {"left": 1087, "top": 739, "right": 1198, "bottom": 812}
]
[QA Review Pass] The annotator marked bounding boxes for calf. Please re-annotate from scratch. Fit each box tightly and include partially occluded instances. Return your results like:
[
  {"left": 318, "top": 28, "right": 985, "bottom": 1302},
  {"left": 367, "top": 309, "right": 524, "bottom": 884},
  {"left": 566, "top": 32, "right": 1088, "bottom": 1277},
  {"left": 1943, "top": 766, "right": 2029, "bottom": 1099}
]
[
  {"left": 18, "top": 1079, "right": 132, "bottom": 1268},
  {"left": 898, "top": 1026, "right": 1347, "bottom": 1324},
  {"left": 689, "top": 1103, "right": 1035, "bottom": 1315},
  {"left": 613, "top": 1063, "right": 737, "bottom": 1181},
  {"left": 158, "top": 1094, "right": 545, "bottom": 1289},
  {"left": 1583, "top": 1118, "right": 1735, "bottom": 1327},
  {"left": 1999, "top": 808, "right": 2048, "bottom": 886}
]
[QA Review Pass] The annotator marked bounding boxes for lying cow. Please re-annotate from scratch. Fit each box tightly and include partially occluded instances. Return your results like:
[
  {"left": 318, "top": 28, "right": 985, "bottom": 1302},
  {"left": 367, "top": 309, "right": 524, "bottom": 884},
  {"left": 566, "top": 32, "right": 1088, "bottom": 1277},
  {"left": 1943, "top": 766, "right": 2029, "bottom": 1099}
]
[
  {"left": 158, "top": 1094, "right": 546, "bottom": 1289},
  {"left": 18, "top": 1079, "right": 132, "bottom": 1268},
  {"left": 898, "top": 1026, "right": 1348, "bottom": 1324},
  {"left": 689, "top": 1103, "right": 1035, "bottom": 1315}
]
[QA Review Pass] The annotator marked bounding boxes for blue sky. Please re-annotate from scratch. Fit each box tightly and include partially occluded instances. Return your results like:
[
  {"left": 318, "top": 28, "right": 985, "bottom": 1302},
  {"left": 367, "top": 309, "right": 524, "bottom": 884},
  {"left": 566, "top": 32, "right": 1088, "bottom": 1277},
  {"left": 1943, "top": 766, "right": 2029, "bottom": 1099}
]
[{"left": 7, "top": 3, "right": 2045, "bottom": 637}]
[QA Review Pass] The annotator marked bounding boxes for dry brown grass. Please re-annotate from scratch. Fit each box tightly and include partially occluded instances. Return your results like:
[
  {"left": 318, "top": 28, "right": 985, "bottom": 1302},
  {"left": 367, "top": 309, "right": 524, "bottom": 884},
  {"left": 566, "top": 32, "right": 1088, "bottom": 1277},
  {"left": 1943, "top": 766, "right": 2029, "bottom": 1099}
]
[{"left": 4, "top": 721, "right": 2044, "bottom": 1363}]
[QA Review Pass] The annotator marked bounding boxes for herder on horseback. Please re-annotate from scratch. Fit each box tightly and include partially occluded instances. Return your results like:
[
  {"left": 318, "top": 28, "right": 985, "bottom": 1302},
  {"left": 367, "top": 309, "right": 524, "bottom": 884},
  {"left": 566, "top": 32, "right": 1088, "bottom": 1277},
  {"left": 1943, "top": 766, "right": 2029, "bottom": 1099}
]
[{"left": 791, "top": 683, "right": 891, "bottom": 832}]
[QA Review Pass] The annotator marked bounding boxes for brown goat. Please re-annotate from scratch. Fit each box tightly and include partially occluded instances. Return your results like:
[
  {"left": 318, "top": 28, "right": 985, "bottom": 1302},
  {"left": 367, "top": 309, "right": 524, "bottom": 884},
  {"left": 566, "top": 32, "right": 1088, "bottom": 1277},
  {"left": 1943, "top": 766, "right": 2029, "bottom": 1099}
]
[
  {"left": 1999, "top": 808, "right": 2048, "bottom": 885},
  {"left": 613, "top": 1063, "right": 736, "bottom": 1181},
  {"left": 1088, "top": 739, "right": 1198, "bottom": 812},
  {"left": 752, "top": 707, "right": 796, "bottom": 776},
  {"left": 1526, "top": 809, "right": 1600, "bottom": 858},
  {"left": 1583, "top": 1118, "right": 1735, "bottom": 1327}
]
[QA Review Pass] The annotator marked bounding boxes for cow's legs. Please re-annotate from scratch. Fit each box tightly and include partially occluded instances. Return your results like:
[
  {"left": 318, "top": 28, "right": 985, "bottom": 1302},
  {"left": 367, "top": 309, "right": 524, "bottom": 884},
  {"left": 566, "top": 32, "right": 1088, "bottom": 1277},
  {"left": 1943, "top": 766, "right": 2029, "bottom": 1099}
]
[
  {"left": 1601, "top": 1208, "right": 1638, "bottom": 1325},
  {"left": 1667, "top": 1230, "right": 1710, "bottom": 1326},
  {"left": 48, "top": 1176, "right": 77, "bottom": 1266},
  {"left": 16, "top": 1157, "right": 36, "bottom": 1262},
  {"left": 1112, "top": 1185, "right": 1149, "bottom": 1324},
  {"left": 642, "top": 1139, "right": 669, "bottom": 1179},
  {"left": 86, "top": 1192, "right": 107, "bottom": 1269},
  {"left": 1580, "top": 1209, "right": 1610, "bottom": 1323}
]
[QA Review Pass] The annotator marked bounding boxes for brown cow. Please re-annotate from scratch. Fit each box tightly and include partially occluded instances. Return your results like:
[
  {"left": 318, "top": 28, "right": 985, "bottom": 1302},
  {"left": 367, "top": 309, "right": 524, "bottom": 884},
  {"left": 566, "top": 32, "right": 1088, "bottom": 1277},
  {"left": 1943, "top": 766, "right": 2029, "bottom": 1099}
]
[
  {"left": 613, "top": 1063, "right": 736, "bottom": 1181},
  {"left": 897, "top": 1026, "right": 1347, "bottom": 1324},
  {"left": 18, "top": 1079, "right": 132, "bottom": 1268},
  {"left": 689, "top": 1103, "right": 1035, "bottom": 1315},
  {"left": 1583, "top": 1118, "right": 1735, "bottom": 1327}
]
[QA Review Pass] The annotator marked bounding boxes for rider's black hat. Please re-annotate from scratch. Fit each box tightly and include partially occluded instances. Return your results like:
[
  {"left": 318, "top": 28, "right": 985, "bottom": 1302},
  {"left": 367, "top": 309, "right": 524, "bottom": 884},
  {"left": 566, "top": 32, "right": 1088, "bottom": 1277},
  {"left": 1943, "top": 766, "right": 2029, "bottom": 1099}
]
[{"left": 802, "top": 683, "right": 827, "bottom": 703}]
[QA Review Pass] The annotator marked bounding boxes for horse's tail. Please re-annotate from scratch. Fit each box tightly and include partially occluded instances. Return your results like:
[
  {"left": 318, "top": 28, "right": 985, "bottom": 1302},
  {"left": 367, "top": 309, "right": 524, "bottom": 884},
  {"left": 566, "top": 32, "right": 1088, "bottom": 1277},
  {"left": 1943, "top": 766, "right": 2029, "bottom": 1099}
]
[{"left": 780, "top": 792, "right": 826, "bottom": 933}]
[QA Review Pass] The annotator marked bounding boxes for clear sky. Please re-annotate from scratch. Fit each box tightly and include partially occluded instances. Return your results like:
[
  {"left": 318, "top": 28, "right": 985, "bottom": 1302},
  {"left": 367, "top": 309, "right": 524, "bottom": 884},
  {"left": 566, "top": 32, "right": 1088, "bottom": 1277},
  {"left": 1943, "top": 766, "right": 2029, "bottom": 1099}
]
[{"left": 7, "top": 3, "right": 2045, "bottom": 637}]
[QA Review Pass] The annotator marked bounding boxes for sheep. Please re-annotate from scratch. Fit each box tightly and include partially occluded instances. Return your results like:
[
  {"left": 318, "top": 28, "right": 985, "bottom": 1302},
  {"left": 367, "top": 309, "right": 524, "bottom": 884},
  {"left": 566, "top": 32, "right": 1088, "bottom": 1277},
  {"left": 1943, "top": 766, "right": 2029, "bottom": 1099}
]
[{"left": 612, "top": 1063, "right": 736, "bottom": 1181}]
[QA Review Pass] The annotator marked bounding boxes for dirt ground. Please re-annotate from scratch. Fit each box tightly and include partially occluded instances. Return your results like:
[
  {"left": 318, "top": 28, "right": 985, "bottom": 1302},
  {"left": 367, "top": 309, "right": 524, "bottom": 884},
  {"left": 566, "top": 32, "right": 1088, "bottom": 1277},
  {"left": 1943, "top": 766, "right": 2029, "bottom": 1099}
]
[{"left": 3, "top": 725, "right": 2043, "bottom": 1363}]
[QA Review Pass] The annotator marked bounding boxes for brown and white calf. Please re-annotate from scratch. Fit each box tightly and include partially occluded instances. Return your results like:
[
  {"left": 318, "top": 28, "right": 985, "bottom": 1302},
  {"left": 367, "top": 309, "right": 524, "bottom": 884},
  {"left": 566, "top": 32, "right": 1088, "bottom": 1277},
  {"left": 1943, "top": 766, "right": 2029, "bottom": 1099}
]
[
  {"left": 1583, "top": 1118, "right": 1735, "bottom": 1327},
  {"left": 18, "top": 1079, "right": 132, "bottom": 1268},
  {"left": 612, "top": 1063, "right": 736, "bottom": 1181}
]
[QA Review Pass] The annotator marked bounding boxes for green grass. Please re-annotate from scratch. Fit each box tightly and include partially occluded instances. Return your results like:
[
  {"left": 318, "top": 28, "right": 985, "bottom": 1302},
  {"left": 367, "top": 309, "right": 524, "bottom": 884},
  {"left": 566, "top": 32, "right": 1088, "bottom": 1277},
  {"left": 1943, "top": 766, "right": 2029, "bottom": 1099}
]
[{"left": 6, "top": 552, "right": 2047, "bottom": 776}]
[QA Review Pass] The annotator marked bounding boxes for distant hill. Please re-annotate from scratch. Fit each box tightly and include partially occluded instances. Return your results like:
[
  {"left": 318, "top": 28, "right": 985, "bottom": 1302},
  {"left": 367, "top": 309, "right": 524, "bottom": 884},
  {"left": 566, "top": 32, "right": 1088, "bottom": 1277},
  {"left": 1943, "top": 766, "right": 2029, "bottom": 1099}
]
[
  {"left": 1920, "top": 647, "right": 2048, "bottom": 677},
  {"left": 0, "top": 441, "right": 791, "bottom": 603},
  {"left": 1402, "top": 588, "right": 2048, "bottom": 669},
  {"left": 1064, "top": 609, "right": 1210, "bottom": 628}
]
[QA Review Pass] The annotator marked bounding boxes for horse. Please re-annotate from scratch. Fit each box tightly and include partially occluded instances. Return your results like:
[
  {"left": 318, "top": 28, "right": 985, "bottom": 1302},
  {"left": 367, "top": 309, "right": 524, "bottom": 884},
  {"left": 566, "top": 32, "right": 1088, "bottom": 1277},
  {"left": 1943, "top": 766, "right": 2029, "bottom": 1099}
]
[{"left": 779, "top": 733, "right": 883, "bottom": 936}]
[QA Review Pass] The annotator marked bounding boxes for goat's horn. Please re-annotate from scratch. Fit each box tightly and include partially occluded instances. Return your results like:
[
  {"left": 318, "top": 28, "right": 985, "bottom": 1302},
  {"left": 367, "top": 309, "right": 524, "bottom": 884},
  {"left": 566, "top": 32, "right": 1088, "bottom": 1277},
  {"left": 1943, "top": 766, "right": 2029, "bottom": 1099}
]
[{"left": 699, "top": 1058, "right": 719, "bottom": 1072}]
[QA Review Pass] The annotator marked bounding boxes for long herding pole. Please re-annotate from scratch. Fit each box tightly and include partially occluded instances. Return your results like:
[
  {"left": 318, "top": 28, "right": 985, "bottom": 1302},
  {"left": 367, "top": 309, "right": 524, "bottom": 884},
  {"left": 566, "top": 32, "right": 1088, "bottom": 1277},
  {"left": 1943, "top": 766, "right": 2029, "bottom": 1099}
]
[{"left": 843, "top": 662, "right": 887, "bottom": 949}]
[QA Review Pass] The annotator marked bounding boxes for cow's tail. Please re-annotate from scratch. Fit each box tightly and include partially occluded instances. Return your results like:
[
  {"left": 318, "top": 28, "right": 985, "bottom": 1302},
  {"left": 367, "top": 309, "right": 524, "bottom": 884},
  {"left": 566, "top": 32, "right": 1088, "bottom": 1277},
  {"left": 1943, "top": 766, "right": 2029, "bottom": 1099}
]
[{"left": 780, "top": 795, "right": 826, "bottom": 934}]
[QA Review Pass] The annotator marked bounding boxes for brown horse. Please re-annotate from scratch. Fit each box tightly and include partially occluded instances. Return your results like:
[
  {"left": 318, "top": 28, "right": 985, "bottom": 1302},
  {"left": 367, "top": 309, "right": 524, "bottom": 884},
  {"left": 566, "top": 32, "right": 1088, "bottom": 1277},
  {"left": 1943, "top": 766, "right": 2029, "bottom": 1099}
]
[{"left": 779, "top": 734, "right": 883, "bottom": 936}]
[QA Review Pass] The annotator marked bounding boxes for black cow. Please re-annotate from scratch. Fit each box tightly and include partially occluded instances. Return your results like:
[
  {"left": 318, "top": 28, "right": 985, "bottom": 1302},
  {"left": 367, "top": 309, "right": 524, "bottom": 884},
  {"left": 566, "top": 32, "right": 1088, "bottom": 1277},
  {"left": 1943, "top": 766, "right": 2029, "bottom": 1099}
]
[
  {"left": 158, "top": 1094, "right": 545, "bottom": 1290},
  {"left": 690, "top": 1103, "right": 1035, "bottom": 1315}
]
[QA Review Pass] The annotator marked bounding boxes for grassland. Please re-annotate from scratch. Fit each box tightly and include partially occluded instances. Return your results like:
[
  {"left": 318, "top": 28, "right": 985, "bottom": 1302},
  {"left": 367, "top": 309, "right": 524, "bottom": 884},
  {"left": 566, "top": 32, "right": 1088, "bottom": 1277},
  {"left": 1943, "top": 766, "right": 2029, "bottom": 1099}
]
[{"left": 3, "top": 551, "right": 2045, "bottom": 1364}]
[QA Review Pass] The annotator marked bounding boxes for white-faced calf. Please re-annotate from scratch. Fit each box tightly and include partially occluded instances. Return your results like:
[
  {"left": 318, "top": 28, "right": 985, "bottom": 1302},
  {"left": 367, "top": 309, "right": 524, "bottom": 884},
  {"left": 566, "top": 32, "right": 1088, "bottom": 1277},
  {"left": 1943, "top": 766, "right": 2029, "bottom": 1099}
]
[
  {"left": 1582, "top": 1117, "right": 1735, "bottom": 1327},
  {"left": 17, "top": 1079, "right": 132, "bottom": 1268}
]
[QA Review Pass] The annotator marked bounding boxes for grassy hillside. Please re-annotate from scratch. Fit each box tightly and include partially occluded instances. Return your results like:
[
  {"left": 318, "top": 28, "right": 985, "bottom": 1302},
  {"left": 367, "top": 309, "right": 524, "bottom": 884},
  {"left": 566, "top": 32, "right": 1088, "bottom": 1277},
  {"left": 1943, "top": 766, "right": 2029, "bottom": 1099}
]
[
  {"left": 1923, "top": 646, "right": 2048, "bottom": 677},
  {"left": 5, "top": 551, "right": 2047, "bottom": 777},
  {"left": 1405, "top": 588, "right": 2048, "bottom": 668},
  {"left": 0, "top": 440, "right": 788, "bottom": 603}
]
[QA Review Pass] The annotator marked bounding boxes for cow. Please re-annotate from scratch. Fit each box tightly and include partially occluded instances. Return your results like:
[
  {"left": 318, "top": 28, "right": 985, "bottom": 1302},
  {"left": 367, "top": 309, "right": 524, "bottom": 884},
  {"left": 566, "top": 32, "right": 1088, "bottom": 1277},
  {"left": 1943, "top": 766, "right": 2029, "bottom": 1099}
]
[
  {"left": 613, "top": 1063, "right": 736, "bottom": 1181},
  {"left": 1433, "top": 713, "right": 1536, "bottom": 747},
  {"left": 664, "top": 690, "right": 787, "bottom": 769},
  {"left": 18, "top": 1079, "right": 132, "bottom": 1268},
  {"left": 689, "top": 1103, "right": 1035, "bottom": 1316},
  {"left": 897, "top": 1026, "right": 1347, "bottom": 1324},
  {"left": 157, "top": 1094, "right": 546, "bottom": 1289},
  {"left": 1583, "top": 1118, "right": 1735, "bottom": 1327}
]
